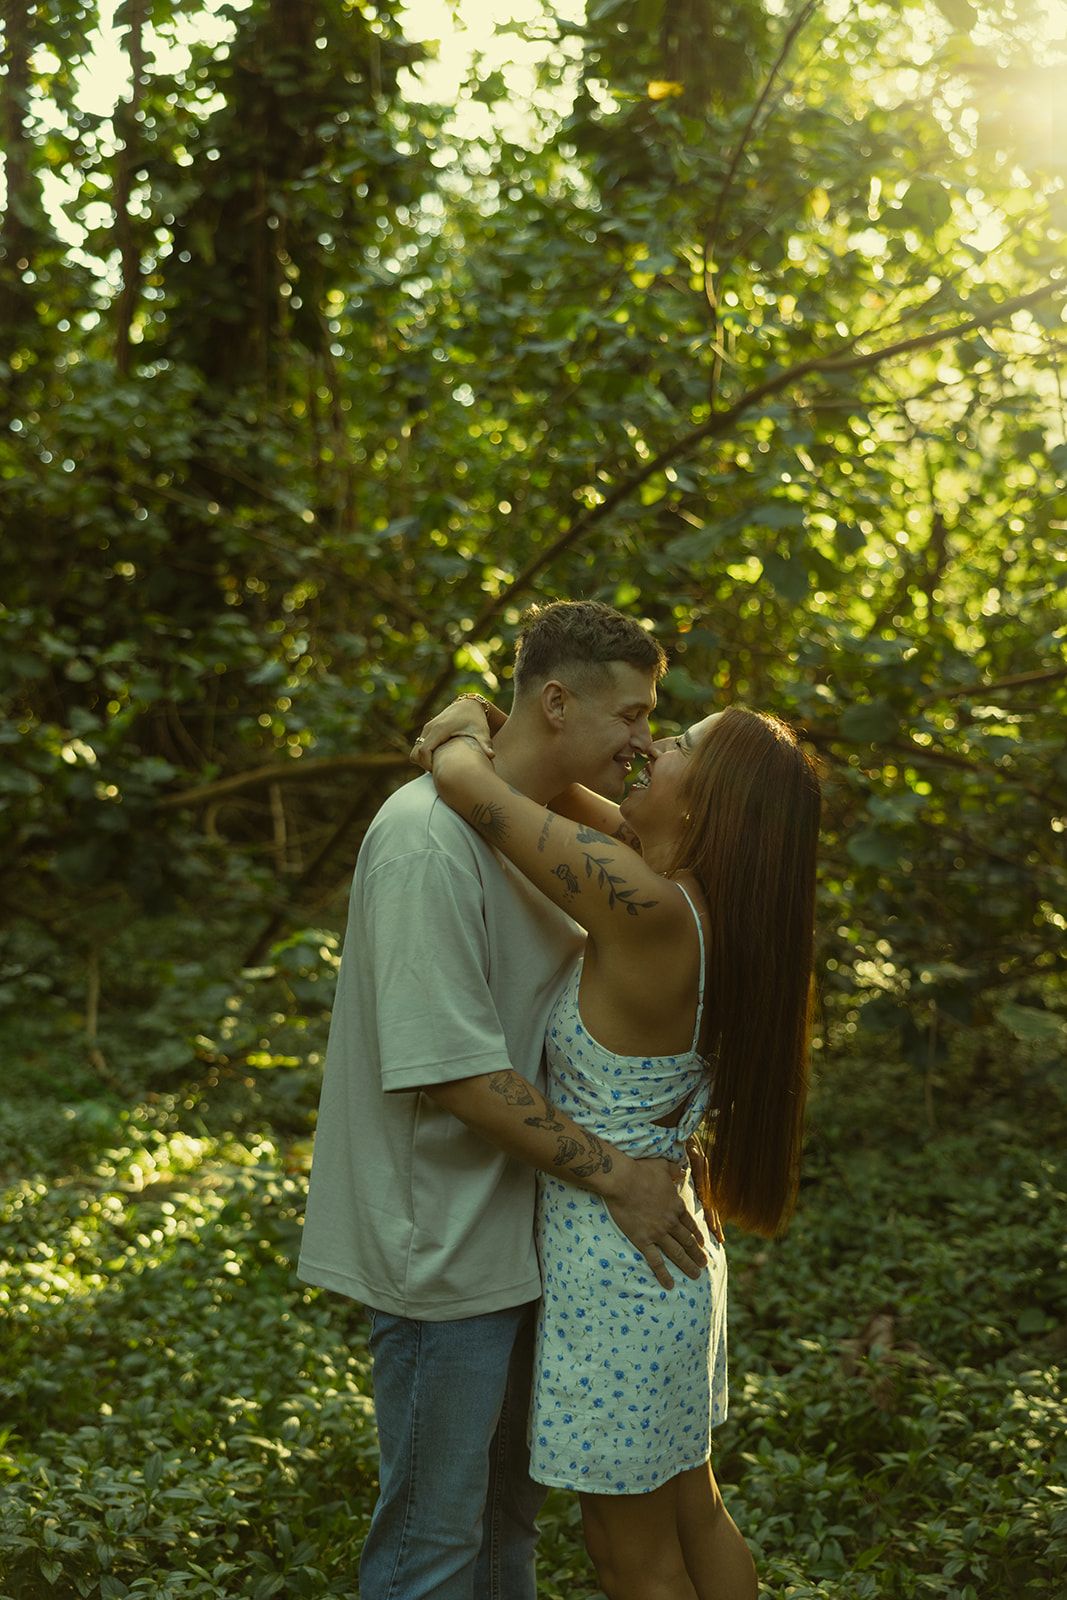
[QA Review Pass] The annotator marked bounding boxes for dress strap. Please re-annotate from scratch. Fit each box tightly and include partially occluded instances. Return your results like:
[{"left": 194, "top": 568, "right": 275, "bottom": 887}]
[{"left": 674, "top": 883, "right": 707, "bottom": 1052}]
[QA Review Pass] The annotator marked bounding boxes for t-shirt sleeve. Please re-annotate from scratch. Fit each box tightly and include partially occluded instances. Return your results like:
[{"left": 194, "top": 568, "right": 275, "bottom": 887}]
[{"left": 361, "top": 845, "right": 514, "bottom": 1092}]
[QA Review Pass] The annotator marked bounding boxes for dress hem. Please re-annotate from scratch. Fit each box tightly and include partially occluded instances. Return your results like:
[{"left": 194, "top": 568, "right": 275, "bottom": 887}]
[{"left": 529, "top": 1439, "right": 721, "bottom": 1497}]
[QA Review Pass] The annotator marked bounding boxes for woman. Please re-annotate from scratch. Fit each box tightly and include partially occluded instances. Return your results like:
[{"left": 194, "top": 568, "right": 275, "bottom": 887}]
[{"left": 416, "top": 699, "right": 820, "bottom": 1600}]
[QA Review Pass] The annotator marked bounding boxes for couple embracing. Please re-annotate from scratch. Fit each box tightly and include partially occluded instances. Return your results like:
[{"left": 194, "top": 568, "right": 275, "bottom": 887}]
[{"left": 298, "top": 600, "right": 820, "bottom": 1600}]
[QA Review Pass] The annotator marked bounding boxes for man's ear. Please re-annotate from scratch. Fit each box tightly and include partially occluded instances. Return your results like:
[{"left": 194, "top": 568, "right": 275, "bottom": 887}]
[{"left": 540, "top": 680, "right": 568, "bottom": 730}]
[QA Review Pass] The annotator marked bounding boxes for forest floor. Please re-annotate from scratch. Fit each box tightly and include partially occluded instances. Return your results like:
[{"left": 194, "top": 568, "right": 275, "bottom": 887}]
[{"left": 1, "top": 1018, "right": 1065, "bottom": 1599}]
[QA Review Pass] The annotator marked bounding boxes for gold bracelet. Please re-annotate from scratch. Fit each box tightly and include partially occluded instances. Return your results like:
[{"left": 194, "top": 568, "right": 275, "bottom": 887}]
[{"left": 457, "top": 693, "right": 491, "bottom": 716}]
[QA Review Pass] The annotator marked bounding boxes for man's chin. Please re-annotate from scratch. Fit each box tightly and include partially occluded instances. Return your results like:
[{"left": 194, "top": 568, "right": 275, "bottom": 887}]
[{"left": 597, "top": 773, "right": 627, "bottom": 800}]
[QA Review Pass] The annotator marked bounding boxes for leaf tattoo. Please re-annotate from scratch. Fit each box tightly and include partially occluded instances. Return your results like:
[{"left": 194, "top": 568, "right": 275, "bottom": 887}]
[{"left": 580, "top": 851, "right": 658, "bottom": 915}]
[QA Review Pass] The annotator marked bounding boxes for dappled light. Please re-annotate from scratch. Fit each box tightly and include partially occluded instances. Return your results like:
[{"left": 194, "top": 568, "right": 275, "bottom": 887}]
[{"left": 0, "top": 0, "right": 1065, "bottom": 1592}]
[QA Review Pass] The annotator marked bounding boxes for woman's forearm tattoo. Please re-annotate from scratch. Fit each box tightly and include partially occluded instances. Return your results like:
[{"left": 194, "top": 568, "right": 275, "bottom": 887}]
[{"left": 469, "top": 799, "right": 508, "bottom": 845}]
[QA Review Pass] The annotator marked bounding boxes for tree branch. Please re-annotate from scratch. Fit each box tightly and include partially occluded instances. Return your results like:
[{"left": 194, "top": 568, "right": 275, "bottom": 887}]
[
  {"left": 413, "top": 276, "right": 1066, "bottom": 723},
  {"left": 920, "top": 666, "right": 1067, "bottom": 705},
  {"left": 703, "top": 0, "right": 820, "bottom": 279},
  {"left": 152, "top": 752, "right": 411, "bottom": 811}
]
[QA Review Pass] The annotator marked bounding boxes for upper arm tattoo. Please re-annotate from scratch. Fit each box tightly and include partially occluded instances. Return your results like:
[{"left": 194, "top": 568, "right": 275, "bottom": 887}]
[
  {"left": 580, "top": 850, "right": 658, "bottom": 916},
  {"left": 611, "top": 818, "right": 643, "bottom": 855},
  {"left": 552, "top": 862, "right": 581, "bottom": 897},
  {"left": 568, "top": 824, "right": 655, "bottom": 910},
  {"left": 537, "top": 815, "right": 553, "bottom": 854}
]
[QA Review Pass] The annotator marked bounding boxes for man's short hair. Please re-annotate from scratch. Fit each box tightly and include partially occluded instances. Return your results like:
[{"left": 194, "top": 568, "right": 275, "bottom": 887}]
[{"left": 512, "top": 600, "right": 667, "bottom": 697}]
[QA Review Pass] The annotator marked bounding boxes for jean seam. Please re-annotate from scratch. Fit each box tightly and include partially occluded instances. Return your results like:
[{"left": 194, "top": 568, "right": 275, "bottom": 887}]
[
  {"left": 384, "top": 1315, "right": 421, "bottom": 1600},
  {"left": 484, "top": 1376, "right": 508, "bottom": 1599}
]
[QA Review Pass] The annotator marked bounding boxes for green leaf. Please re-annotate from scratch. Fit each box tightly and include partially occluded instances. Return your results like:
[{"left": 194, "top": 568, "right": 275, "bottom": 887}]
[
  {"left": 995, "top": 1004, "right": 1066, "bottom": 1041},
  {"left": 761, "top": 553, "right": 809, "bottom": 602},
  {"left": 661, "top": 666, "right": 716, "bottom": 703},
  {"left": 931, "top": 0, "right": 977, "bottom": 31},
  {"left": 847, "top": 828, "right": 902, "bottom": 869},
  {"left": 839, "top": 700, "right": 900, "bottom": 743},
  {"left": 749, "top": 501, "right": 807, "bottom": 531},
  {"left": 834, "top": 522, "right": 868, "bottom": 555},
  {"left": 143, "top": 1451, "right": 165, "bottom": 1494},
  {"left": 54, "top": 840, "right": 118, "bottom": 889}
]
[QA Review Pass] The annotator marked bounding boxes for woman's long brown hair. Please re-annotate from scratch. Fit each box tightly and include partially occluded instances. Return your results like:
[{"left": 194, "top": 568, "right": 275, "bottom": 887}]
[{"left": 667, "top": 706, "right": 821, "bottom": 1238}]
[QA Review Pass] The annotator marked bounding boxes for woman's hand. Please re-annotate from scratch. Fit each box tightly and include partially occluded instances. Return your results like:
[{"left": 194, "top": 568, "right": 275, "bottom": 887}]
[{"left": 410, "top": 694, "right": 497, "bottom": 770}]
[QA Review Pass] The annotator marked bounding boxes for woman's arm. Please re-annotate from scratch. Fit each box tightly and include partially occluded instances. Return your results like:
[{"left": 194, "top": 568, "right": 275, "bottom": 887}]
[
  {"left": 412, "top": 694, "right": 502, "bottom": 764},
  {"left": 412, "top": 700, "right": 643, "bottom": 854},
  {"left": 547, "top": 784, "right": 642, "bottom": 854},
  {"left": 432, "top": 736, "right": 681, "bottom": 947}
]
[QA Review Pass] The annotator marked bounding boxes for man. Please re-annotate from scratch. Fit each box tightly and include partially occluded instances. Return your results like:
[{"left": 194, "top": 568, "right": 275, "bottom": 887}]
[{"left": 298, "top": 601, "right": 706, "bottom": 1600}]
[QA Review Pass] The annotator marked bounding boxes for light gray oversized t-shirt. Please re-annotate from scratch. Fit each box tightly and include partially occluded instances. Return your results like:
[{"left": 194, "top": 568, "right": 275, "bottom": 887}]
[{"left": 297, "top": 773, "right": 583, "bottom": 1321}]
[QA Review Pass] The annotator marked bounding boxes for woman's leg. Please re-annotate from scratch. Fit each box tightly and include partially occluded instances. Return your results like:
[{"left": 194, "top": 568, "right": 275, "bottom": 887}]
[
  {"left": 676, "top": 1463, "right": 758, "bottom": 1600},
  {"left": 579, "top": 1463, "right": 757, "bottom": 1600}
]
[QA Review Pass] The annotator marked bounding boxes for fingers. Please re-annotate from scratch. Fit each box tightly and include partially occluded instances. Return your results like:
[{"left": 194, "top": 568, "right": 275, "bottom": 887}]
[
  {"left": 642, "top": 1246, "right": 675, "bottom": 1292},
  {"left": 674, "top": 1223, "right": 706, "bottom": 1271},
  {"left": 410, "top": 717, "right": 495, "bottom": 770},
  {"left": 646, "top": 1229, "right": 703, "bottom": 1287}
]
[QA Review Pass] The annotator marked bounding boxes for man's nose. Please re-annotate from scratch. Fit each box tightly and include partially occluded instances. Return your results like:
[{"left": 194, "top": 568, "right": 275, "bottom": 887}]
[{"left": 630, "top": 719, "right": 654, "bottom": 754}]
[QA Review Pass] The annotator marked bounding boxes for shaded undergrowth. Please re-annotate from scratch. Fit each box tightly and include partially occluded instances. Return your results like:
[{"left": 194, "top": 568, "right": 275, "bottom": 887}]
[{"left": 0, "top": 1020, "right": 1064, "bottom": 1598}]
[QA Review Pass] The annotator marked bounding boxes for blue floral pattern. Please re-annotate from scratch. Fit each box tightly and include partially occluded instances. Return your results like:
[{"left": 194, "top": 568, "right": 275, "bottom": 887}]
[{"left": 530, "top": 890, "right": 729, "bottom": 1495}]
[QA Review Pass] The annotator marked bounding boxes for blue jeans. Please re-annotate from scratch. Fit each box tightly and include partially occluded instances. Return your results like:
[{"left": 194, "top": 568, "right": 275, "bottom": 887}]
[{"left": 359, "top": 1300, "right": 545, "bottom": 1600}]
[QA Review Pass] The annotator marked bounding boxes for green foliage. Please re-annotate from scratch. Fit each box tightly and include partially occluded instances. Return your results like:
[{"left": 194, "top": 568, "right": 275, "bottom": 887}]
[
  {"left": 1, "top": 1006, "right": 1064, "bottom": 1596},
  {"left": 0, "top": 1125, "right": 372, "bottom": 1597},
  {"left": 0, "top": 5, "right": 1064, "bottom": 1090}
]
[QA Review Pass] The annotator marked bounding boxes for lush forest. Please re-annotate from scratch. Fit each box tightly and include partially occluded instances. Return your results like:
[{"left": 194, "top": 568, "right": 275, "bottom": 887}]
[{"left": 1, "top": 0, "right": 1065, "bottom": 1594}]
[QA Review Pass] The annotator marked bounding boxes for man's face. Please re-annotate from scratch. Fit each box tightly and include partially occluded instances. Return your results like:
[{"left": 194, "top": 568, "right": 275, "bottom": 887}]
[{"left": 557, "top": 662, "right": 658, "bottom": 798}]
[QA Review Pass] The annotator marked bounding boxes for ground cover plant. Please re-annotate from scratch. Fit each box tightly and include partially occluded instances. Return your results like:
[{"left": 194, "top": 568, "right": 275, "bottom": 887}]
[
  {"left": 3, "top": 0, "right": 1064, "bottom": 1590},
  {"left": 1, "top": 983, "right": 1064, "bottom": 1599}
]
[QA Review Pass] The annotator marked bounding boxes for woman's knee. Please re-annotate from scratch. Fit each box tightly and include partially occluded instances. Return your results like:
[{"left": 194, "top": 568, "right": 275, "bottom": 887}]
[
  {"left": 590, "top": 1559, "right": 693, "bottom": 1600},
  {"left": 581, "top": 1494, "right": 695, "bottom": 1600}
]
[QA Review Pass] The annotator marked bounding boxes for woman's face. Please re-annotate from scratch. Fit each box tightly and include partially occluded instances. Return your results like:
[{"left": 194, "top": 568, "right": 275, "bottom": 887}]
[{"left": 621, "top": 711, "right": 723, "bottom": 827}]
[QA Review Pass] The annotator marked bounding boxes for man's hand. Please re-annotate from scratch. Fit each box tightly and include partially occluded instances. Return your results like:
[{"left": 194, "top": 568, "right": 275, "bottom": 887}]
[{"left": 601, "top": 1153, "right": 707, "bottom": 1290}]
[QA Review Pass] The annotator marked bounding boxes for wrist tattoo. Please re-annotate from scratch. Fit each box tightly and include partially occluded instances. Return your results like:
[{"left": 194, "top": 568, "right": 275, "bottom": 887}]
[{"left": 550, "top": 1129, "right": 613, "bottom": 1179}]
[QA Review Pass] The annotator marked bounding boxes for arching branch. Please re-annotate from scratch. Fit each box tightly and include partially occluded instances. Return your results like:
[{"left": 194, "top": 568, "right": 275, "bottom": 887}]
[{"left": 413, "top": 277, "right": 1066, "bottom": 723}]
